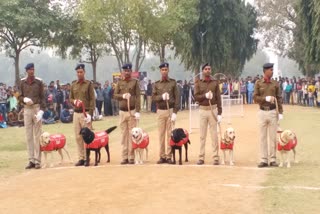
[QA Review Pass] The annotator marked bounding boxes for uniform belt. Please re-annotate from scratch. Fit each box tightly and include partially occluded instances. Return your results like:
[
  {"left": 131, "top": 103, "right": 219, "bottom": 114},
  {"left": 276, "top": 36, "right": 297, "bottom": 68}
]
[
  {"left": 120, "top": 107, "right": 135, "bottom": 112},
  {"left": 260, "top": 106, "right": 276, "bottom": 111},
  {"left": 74, "top": 109, "right": 89, "bottom": 113},
  {"left": 199, "top": 105, "right": 216, "bottom": 110}
]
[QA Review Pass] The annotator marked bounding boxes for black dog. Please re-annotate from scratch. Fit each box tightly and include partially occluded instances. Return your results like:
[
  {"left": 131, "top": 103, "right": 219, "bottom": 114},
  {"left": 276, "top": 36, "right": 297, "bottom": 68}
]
[
  {"left": 80, "top": 126, "right": 117, "bottom": 166},
  {"left": 170, "top": 128, "right": 191, "bottom": 165}
]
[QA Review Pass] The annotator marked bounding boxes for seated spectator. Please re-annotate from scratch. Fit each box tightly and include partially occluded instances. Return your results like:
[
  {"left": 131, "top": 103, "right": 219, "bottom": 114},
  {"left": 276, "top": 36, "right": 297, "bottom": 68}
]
[
  {"left": 0, "top": 113, "right": 7, "bottom": 128},
  {"left": 60, "top": 105, "right": 73, "bottom": 123},
  {"left": 42, "top": 105, "right": 56, "bottom": 124},
  {"left": 92, "top": 107, "right": 103, "bottom": 121},
  {"left": 7, "top": 108, "right": 23, "bottom": 127}
]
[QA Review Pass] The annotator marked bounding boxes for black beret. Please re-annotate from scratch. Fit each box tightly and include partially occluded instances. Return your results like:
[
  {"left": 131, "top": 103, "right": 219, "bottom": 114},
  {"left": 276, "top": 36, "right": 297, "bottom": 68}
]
[
  {"left": 263, "top": 63, "right": 274, "bottom": 69},
  {"left": 201, "top": 63, "right": 210, "bottom": 70},
  {"left": 25, "top": 63, "right": 34, "bottom": 70},
  {"left": 159, "top": 62, "right": 169, "bottom": 69},
  {"left": 122, "top": 63, "right": 132, "bottom": 70},
  {"left": 75, "top": 64, "right": 85, "bottom": 70}
]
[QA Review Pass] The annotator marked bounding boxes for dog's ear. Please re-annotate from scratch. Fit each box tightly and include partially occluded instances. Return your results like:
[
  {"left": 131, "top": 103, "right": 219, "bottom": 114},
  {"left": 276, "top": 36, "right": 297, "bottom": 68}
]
[{"left": 224, "top": 130, "right": 228, "bottom": 140}]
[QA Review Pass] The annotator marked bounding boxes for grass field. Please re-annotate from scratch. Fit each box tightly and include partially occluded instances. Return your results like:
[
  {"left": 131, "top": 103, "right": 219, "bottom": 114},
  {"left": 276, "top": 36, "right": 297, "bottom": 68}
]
[{"left": 0, "top": 105, "right": 319, "bottom": 214}]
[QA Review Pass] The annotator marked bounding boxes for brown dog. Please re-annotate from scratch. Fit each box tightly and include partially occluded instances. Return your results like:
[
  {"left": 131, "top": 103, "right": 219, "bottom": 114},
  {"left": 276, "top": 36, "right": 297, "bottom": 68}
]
[{"left": 278, "top": 130, "right": 298, "bottom": 168}]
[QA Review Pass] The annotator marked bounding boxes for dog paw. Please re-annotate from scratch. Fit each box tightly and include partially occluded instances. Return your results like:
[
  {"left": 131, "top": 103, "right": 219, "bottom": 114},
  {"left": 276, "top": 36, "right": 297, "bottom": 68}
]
[
  {"left": 221, "top": 161, "right": 225, "bottom": 165},
  {"left": 230, "top": 162, "right": 234, "bottom": 166},
  {"left": 287, "top": 164, "right": 291, "bottom": 168},
  {"left": 279, "top": 163, "right": 283, "bottom": 167}
]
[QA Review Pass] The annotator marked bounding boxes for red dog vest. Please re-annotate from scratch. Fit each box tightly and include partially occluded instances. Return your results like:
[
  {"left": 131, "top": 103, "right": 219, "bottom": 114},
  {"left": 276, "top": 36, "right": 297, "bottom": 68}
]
[
  {"left": 41, "top": 134, "right": 66, "bottom": 151},
  {"left": 85, "top": 131, "right": 109, "bottom": 149},
  {"left": 169, "top": 129, "right": 189, "bottom": 147},
  {"left": 220, "top": 140, "right": 234, "bottom": 150},
  {"left": 132, "top": 133, "right": 149, "bottom": 149},
  {"left": 277, "top": 136, "right": 297, "bottom": 151}
]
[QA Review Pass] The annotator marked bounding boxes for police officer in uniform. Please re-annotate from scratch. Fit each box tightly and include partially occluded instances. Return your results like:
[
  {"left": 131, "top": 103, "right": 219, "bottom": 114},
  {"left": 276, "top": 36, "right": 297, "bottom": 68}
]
[
  {"left": 70, "top": 64, "right": 95, "bottom": 166},
  {"left": 254, "top": 63, "right": 283, "bottom": 167},
  {"left": 152, "top": 62, "right": 179, "bottom": 164},
  {"left": 19, "top": 63, "right": 46, "bottom": 169},
  {"left": 194, "top": 63, "right": 222, "bottom": 165},
  {"left": 113, "top": 63, "right": 140, "bottom": 164}
]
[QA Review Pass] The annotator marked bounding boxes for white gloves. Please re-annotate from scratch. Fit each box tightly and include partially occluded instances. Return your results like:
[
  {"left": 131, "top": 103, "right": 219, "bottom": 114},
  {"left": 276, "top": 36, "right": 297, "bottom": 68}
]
[
  {"left": 84, "top": 114, "right": 92, "bottom": 123},
  {"left": 205, "top": 91, "right": 213, "bottom": 99},
  {"left": 171, "top": 113, "right": 177, "bottom": 122},
  {"left": 122, "top": 93, "right": 131, "bottom": 100},
  {"left": 265, "top": 96, "right": 275, "bottom": 103},
  {"left": 162, "top": 92, "right": 169, "bottom": 100},
  {"left": 35, "top": 110, "right": 44, "bottom": 122},
  {"left": 134, "top": 112, "right": 140, "bottom": 120},
  {"left": 278, "top": 114, "right": 283, "bottom": 121},
  {"left": 23, "top": 97, "right": 33, "bottom": 105},
  {"left": 217, "top": 115, "right": 222, "bottom": 123},
  {"left": 74, "top": 99, "right": 83, "bottom": 108}
]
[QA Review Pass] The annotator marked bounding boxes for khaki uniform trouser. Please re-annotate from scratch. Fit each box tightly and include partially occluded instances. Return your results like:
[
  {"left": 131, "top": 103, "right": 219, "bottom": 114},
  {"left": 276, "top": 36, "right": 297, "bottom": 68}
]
[
  {"left": 258, "top": 110, "right": 278, "bottom": 163},
  {"left": 199, "top": 106, "right": 219, "bottom": 161},
  {"left": 147, "top": 96, "right": 152, "bottom": 111},
  {"left": 119, "top": 110, "right": 137, "bottom": 160},
  {"left": 24, "top": 104, "right": 42, "bottom": 164},
  {"left": 73, "top": 112, "right": 89, "bottom": 160},
  {"left": 157, "top": 109, "right": 173, "bottom": 159}
]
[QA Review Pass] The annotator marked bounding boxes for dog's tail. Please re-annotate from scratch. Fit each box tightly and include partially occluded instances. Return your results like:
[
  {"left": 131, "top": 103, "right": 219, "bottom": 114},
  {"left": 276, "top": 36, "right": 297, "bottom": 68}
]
[{"left": 105, "top": 126, "right": 117, "bottom": 134}]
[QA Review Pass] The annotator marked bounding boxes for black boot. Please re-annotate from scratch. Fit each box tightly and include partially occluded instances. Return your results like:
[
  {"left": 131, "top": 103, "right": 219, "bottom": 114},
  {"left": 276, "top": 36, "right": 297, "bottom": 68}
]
[
  {"left": 75, "top": 159, "right": 85, "bottom": 166},
  {"left": 25, "top": 162, "right": 35, "bottom": 169}
]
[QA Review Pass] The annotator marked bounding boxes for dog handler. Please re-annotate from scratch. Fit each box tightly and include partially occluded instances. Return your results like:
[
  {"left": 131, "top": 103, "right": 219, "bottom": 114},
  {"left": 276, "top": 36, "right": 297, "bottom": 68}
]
[
  {"left": 70, "top": 64, "right": 95, "bottom": 166},
  {"left": 152, "top": 62, "right": 179, "bottom": 164},
  {"left": 194, "top": 63, "right": 222, "bottom": 165},
  {"left": 113, "top": 63, "right": 140, "bottom": 165},
  {"left": 254, "top": 63, "right": 283, "bottom": 168},
  {"left": 19, "top": 63, "right": 46, "bottom": 169}
]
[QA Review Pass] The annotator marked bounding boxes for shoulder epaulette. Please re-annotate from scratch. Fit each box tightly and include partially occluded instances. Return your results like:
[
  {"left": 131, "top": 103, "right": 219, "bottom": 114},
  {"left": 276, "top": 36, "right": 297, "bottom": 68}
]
[
  {"left": 20, "top": 77, "right": 27, "bottom": 81},
  {"left": 155, "top": 80, "right": 160, "bottom": 83},
  {"left": 72, "top": 80, "right": 77, "bottom": 83},
  {"left": 35, "top": 77, "right": 43, "bottom": 82}
]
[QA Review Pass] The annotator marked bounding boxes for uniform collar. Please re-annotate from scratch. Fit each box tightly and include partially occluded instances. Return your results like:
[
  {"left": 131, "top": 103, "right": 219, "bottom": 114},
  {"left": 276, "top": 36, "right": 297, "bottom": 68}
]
[
  {"left": 77, "top": 79, "right": 85, "bottom": 84},
  {"left": 161, "top": 77, "right": 169, "bottom": 82},
  {"left": 27, "top": 76, "right": 35, "bottom": 84},
  {"left": 263, "top": 77, "right": 271, "bottom": 83}
]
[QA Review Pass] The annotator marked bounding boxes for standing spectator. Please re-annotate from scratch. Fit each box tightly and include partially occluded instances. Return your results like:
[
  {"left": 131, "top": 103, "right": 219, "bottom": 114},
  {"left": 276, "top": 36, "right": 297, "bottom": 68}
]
[
  {"left": 177, "top": 80, "right": 183, "bottom": 110},
  {"left": 296, "top": 80, "right": 303, "bottom": 105},
  {"left": 103, "top": 80, "right": 113, "bottom": 116},
  {"left": 240, "top": 79, "right": 247, "bottom": 104},
  {"left": 111, "top": 81, "right": 119, "bottom": 116},
  {"left": 0, "top": 83, "right": 8, "bottom": 122},
  {"left": 18, "top": 63, "right": 46, "bottom": 169},
  {"left": 70, "top": 64, "right": 95, "bottom": 166},
  {"left": 95, "top": 83, "right": 104, "bottom": 115},
  {"left": 247, "top": 80, "right": 255, "bottom": 104},
  {"left": 55, "top": 85, "right": 64, "bottom": 118},
  {"left": 7, "top": 90, "right": 18, "bottom": 112},
  {"left": 194, "top": 63, "right": 222, "bottom": 165},
  {"left": 307, "top": 81, "right": 315, "bottom": 107},
  {"left": 152, "top": 62, "right": 179, "bottom": 164},
  {"left": 183, "top": 80, "right": 190, "bottom": 110},
  {"left": 285, "top": 80, "right": 292, "bottom": 104},
  {"left": 146, "top": 79, "right": 152, "bottom": 112},
  {"left": 253, "top": 63, "right": 283, "bottom": 168},
  {"left": 113, "top": 63, "right": 140, "bottom": 164}
]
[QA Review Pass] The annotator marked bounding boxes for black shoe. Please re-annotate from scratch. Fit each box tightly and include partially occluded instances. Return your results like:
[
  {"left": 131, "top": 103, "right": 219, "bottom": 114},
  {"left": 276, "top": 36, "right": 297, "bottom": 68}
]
[
  {"left": 75, "top": 159, "right": 85, "bottom": 166},
  {"left": 25, "top": 162, "right": 35, "bottom": 169},
  {"left": 121, "top": 159, "right": 129, "bottom": 165},
  {"left": 157, "top": 158, "right": 167, "bottom": 164},
  {"left": 213, "top": 160, "right": 219, "bottom": 165},
  {"left": 128, "top": 159, "right": 135, "bottom": 164},
  {"left": 197, "top": 160, "right": 204, "bottom": 165},
  {"left": 166, "top": 159, "right": 174, "bottom": 164},
  {"left": 269, "top": 162, "right": 279, "bottom": 167},
  {"left": 35, "top": 163, "right": 41, "bottom": 169},
  {"left": 258, "top": 162, "right": 268, "bottom": 168}
]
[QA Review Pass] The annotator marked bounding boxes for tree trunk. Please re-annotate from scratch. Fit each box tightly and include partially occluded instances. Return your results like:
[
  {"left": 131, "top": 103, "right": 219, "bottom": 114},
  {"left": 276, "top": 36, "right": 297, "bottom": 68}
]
[
  {"left": 160, "top": 44, "right": 166, "bottom": 63},
  {"left": 134, "top": 38, "right": 143, "bottom": 72},
  {"left": 14, "top": 51, "right": 20, "bottom": 86},
  {"left": 92, "top": 61, "right": 97, "bottom": 82}
]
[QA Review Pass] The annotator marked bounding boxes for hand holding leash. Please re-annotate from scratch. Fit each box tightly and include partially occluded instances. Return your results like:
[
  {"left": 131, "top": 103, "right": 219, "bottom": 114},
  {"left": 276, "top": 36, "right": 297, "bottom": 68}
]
[
  {"left": 134, "top": 112, "right": 140, "bottom": 120},
  {"left": 162, "top": 92, "right": 169, "bottom": 100},
  {"left": 171, "top": 113, "right": 177, "bottom": 122},
  {"left": 74, "top": 99, "right": 83, "bottom": 108},
  {"left": 278, "top": 114, "right": 283, "bottom": 121},
  {"left": 217, "top": 115, "right": 222, "bottom": 124},
  {"left": 122, "top": 93, "right": 131, "bottom": 100},
  {"left": 265, "top": 96, "right": 275, "bottom": 103},
  {"left": 205, "top": 91, "right": 213, "bottom": 99},
  {"left": 84, "top": 114, "right": 91, "bottom": 123},
  {"left": 23, "top": 97, "right": 33, "bottom": 106}
]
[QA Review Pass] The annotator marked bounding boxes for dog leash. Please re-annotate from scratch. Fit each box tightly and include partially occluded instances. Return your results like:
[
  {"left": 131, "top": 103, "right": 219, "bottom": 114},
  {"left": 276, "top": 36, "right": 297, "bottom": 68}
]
[
  {"left": 208, "top": 99, "right": 222, "bottom": 142},
  {"left": 166, "top": 99, "right": 175, "bottom": 131}
]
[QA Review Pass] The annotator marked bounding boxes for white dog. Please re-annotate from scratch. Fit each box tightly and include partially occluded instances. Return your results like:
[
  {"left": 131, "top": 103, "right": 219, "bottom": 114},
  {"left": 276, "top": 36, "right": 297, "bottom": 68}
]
[
  {"left": 40, "top": 132, "right": 72, "bottom": 167},
  {"left": 220, "top": 127, "right": 235, "bottom": 166},
  {"left": 278, "top": 130, "right": 298, "bottom": 168},
  {"left": 131, "top": 127, "right": 149, "bottom": 164}
]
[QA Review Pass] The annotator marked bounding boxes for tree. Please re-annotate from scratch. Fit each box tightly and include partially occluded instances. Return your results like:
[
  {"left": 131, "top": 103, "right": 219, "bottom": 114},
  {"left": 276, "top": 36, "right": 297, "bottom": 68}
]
[
  {"left": 176, "top": 0, "right": 258, "bottom": 76},
  {"left": 0, "top": 0, "right": 62, "bottom": 85},
  {"left": 299, "top": 0, "right": 320, "bottom": 76}
]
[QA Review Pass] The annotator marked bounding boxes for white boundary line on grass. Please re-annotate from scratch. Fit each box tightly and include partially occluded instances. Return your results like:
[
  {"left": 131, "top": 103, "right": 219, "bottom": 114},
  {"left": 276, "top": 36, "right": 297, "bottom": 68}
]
[{"left": 220, "top": 184, "right": 320, "bottom": 191}]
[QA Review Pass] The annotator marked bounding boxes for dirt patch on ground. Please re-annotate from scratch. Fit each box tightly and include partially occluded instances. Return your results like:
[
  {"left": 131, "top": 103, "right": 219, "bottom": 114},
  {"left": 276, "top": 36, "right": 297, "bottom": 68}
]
[{"left": 0, "top": 105, "right": 269, "bottom": 214}]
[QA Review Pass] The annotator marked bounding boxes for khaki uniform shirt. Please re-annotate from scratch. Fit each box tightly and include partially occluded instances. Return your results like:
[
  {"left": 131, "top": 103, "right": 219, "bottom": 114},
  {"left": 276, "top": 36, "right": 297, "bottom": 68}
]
[
  {"left": 70, "top": 80, "right": 95, "bottom": 116},
  {"left": 152, "top": 78, "right": 179, "bottom": 114},
  {"left": 19, "top": 77, "right": 46, "bottom": 110},
  {"left": 194, "top": 79, "right": 222, "bottom": 115},
  {"left": 253, "top": 79, "right": 283, "bottom": 113},
  {"left": 113, "top": 78, "right": 141, "bottom": 112}
]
